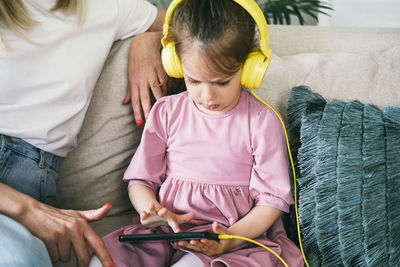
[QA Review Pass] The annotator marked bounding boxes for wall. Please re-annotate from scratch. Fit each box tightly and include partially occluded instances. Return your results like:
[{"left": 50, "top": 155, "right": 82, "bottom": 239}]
[
  {"left": 148, "top": 0, "right": 400, "bottom": 28},
  {"left": 318, "top": 0, "right": 400, "bottom": 27}
]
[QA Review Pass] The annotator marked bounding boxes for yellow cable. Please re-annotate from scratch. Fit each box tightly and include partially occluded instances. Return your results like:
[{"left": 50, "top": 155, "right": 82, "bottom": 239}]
[
  {"left": 218, "top": 234, "right": 289, "bottom": 267},
  {"left": 250, "top": 88, "right": 309, "bottom": 267}
]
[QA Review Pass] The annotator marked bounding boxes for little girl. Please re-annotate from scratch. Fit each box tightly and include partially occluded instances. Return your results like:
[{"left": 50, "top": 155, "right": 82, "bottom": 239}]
[{"left": 95, "top": 0, "right": 304, "bottom": 266}]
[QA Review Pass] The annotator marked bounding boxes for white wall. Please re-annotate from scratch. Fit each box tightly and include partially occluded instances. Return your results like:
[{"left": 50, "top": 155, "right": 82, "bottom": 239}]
[
  {"left": 149, "top": 0, "right": 400, "bottom": 28},
  {"left": 319, "top": 0, "right": 400, "bottom": 27}
]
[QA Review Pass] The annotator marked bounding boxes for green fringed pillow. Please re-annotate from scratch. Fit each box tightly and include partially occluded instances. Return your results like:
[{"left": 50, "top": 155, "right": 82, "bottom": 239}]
[{"left": 286, "top": 86, "right": 400, "bottom": 267}]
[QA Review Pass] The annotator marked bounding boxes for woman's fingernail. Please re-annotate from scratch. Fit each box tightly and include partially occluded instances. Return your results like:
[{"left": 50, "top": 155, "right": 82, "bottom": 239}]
[
  {"left": 136, "top": 120, "right": 142, "bottom": 127},
  {"left": 103, "top": 203, "right": 111, "bottom": 208}
]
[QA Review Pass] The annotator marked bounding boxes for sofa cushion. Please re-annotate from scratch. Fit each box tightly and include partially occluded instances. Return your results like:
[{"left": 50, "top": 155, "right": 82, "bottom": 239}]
[
  {"left": 55, "top": 25, "right": 400, "bottom": 241},
  {"left": 268, "top": 26, "right": 400, "bottom": 56},
  {"left": 53, "top": 25, "right": 400, "bottom": 267},
  {"left": 286, "top": 86, "right": 400, "bottom": 267},
  {"left": 56, "top": 38, "right": 141, "bottom": 216},
  {"left": 256, "top": 45, "right": 400, "bottom": 119}
]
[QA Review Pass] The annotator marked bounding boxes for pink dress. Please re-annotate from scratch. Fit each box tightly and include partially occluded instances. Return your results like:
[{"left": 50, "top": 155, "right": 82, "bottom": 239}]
[{"left": 103, "top": 90, "right": 304, "bottom": 267}]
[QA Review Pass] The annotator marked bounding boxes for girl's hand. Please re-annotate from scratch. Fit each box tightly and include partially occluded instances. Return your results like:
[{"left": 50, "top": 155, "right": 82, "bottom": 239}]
[
  {"left": 174, "top": 222, "right": 233, "bottom": 257},
  {"left": 139, "top": 202, "right": 195, "bottom": 233}
]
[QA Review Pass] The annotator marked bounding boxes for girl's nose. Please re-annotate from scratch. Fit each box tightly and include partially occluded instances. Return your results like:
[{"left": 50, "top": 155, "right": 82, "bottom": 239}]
[{"left": 202, "top": 85, "right": 216, "bottom": 102}]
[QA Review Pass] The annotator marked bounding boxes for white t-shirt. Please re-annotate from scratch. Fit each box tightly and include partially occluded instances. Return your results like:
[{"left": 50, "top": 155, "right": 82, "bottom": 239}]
[{"left": 0, "top": 0, "right": 157, "bottom": 156}]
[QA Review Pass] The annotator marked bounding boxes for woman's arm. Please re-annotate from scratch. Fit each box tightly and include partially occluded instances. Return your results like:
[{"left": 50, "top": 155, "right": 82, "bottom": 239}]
[
  {"left": 147, "top": 8, "right": 166, "bottom": 32},
  {"left": 124, "top": 8, "right": 168, "bottom": 125},
  {"left": 0, "top": 183, "right": 114, "bottom": 267}
]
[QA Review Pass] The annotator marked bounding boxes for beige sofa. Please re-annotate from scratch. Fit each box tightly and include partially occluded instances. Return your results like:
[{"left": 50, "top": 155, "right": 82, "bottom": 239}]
[{"left": 54, "top": 25, "right": 400, "bottom": 266}]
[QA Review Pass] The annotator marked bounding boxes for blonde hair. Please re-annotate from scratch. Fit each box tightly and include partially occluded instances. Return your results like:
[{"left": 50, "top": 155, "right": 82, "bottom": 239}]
[{"left": 0, "top": 0, "right": 86, "bottom": 39}]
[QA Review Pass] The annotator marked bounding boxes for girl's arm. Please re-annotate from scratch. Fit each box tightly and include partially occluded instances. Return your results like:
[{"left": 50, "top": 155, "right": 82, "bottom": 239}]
[
  {"left": 128, "top": 184, "right": 195, "bottom": 232},
  {"left": 222, "top": 205, "right": 282, "bottom": 250},
  {"left": 128, "top": 184, "right": 161, "bottom": 214},
  {"left": 175, "top": 205, "right": 282, "bottom": 256}
]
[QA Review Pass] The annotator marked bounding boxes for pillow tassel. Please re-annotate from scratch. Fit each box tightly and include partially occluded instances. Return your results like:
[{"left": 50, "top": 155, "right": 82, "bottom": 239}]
[
  {"left": 384, "top": 106, "right": 400, "bottom": 267},
  {"left": 336, "top": 100, "right": 367, "bottom": 266},
  {"left": 362, "top": 104, "right": 388, "bottom": 266},
  {"left": 314, "top": 101, "right": 345, "bottom": 266},
  {"left": 297, "top": 103, "right": 325, "bottom": 266}
]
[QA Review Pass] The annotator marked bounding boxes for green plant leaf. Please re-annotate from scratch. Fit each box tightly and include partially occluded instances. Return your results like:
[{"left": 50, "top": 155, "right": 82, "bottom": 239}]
[
  {"left": 261, "top": 0, "right": 333, "bottom": 25},
  {"left": 291, "top": 5, "right": 305, "bottom": 25}
]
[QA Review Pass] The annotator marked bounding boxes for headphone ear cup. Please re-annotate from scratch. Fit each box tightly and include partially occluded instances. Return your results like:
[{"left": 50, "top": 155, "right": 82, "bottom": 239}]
[
  {"left": 161, "top": 41, "right": 184, "bottom": 78},
  {"left": 241, "top": 50, "right": 271, "bottom": 89}
]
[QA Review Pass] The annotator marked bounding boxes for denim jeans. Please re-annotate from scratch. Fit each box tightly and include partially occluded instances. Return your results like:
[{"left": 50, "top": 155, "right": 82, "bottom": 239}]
[
  {"left": 0, "top": 134, "right": 63, "bottom": 205},
  {"left": 0, "top": 134, "right": 63, "bottom": 266}
]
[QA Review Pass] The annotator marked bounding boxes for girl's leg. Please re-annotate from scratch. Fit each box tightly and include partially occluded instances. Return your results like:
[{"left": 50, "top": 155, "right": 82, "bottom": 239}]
[
  {"left": 171, "top": 253, "right": 205, "bottom": 267},
  {"left": 89, "top": 253, "right": 205, "bottom": 267},
  {"left": 0, "top": 214, "right": 52, "bottom": 267}
]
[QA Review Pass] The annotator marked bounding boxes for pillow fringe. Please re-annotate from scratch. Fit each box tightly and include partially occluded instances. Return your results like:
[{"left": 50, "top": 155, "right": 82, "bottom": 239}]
[
  {"left": 286, "top": 86, "right": 400, "bottom": 267},
  {"left": 384, "top": 106, "right": 400, "bottom": 267},
  {"left": 362, "top": 104, "right": 388, "bottom": 266},
  {"left": 297, "top": 104, "right": 324, "bottom": 266},
  {"left": 314, "top": 101, "right": 345, "bottom": 266},
  {"left": 336, "top": 100, "right": 367, "bottom": 266}
]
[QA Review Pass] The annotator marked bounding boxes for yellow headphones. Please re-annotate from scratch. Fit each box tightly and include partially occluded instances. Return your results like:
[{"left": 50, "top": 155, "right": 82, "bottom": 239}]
[{"left": 161, "top": 0, "right": 272, "bottom": 89}]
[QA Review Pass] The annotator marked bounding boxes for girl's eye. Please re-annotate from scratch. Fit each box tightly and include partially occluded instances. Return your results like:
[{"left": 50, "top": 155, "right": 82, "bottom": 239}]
[
  {"left": 187, "top": 78, "right": 200, "bottom": 85},
  {"left": 216, "top": 80, "right": 230, "bottom": 86}
]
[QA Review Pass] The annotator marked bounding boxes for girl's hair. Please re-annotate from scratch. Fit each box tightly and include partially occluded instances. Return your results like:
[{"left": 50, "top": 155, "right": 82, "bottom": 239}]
[
  {"left": 0, "top": 0, "right": 86, "bottom": 38},
  {"left": 169, "top": 0, "right": 256, "bottom": 76}
]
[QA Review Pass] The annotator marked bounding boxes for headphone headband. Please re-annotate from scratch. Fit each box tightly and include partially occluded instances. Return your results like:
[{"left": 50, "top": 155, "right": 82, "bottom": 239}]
[
  {"left": 161, "top": 0, "right": 271, "bottom": 88},
  {"left": 161, "top": 0, "right": 270, "bottom": 57}
]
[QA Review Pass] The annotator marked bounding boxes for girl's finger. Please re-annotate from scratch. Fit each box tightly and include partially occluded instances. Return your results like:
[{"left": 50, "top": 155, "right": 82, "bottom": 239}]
[
  {"left": 167, "top": 219, "right": 180, "bottom": 233},
  {"left": 140, "top": 210, "right": 149, "bottom": 219},
  {"left": 148, "top": 202, "right": 155, "bottom": 211},
  {"left": 157, "top": 207, "right": 168, "bottom": 216},
  {"left": 212, "top": 221, "right": 228, "bottom": 234},
  {"left": 174, "top": 212, "right": 195, "bottom": 225}
]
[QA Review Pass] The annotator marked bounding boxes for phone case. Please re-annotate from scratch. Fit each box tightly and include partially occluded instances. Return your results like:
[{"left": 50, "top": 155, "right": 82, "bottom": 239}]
[{"left": 119, "top": 232, "right": 219, "bottom": 242}]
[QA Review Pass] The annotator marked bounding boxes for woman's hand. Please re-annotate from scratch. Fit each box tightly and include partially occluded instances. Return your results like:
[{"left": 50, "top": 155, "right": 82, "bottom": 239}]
[
  {"left": 139, "top": 202, "right": 195, "bottom": 233},
  {"left": 1, "top": 183, "right": 114, "bottom": 267},
  {"left": 123, "top": 31, "right": 168, "bottom": 126},
  {"left": 22, "top": 202, "right": 114, "bottom": 267},
  {"left": 20, "top": 200, "right": 114, "bottom": 267},
  {"left": 174, "top": 222, "right": 233, "bottom": 257}
]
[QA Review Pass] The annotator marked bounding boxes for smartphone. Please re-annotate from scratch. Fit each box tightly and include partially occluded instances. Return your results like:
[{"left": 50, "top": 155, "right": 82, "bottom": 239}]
[{"left": 119, "top": 232, "right": 219, "bottom": 242}]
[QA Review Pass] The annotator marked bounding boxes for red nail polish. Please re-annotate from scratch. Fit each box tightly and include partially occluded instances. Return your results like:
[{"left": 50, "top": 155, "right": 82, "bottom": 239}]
[
  {"left": 103, "top": 203, "right": 111, "bottom": 208},
  {"left": 108, "top": 265, "right": 114, "bottom": 267},
  {"left": 136, "top": 120, "right": 142, "bottom": 127}
]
